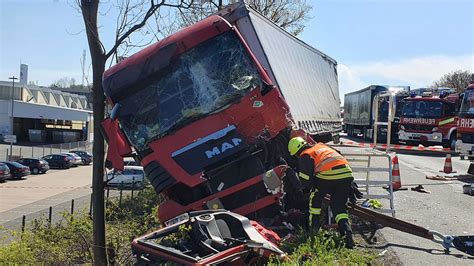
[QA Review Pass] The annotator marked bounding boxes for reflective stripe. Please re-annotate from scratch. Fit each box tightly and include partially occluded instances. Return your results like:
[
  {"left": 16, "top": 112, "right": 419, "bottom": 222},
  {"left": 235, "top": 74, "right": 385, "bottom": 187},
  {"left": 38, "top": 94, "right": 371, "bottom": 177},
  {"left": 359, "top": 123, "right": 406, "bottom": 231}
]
[
  {"left": 309, "top": 190, "right": 315, "bottom": 209},
  {"left": 298, "top": 172, "right": 310, "bottom": 180},
  {"left": 309, "top": 207, "right": 321, "bottom": 215},
  {"left": 439, "top": 117, "right": 455, "bottom": 126},
  {"left": 335, "top": 213, "right": 349, "bottom": 223},
  {"left": 316, "top": 171, "right": 353, "bottom": 180},
  {"left": 318, "top": 165, "right": 352, "bottom": 175},
  {"left": 314, "top": 157, "right": 340, "bottom": 172}
]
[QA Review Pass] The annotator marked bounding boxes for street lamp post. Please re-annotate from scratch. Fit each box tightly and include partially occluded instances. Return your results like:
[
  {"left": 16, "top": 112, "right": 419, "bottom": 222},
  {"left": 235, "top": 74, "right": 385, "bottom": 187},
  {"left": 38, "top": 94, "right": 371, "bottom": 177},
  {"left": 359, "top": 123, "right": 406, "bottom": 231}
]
[{"left": 8, "top": 76, "right": 17, "bottom": 160}]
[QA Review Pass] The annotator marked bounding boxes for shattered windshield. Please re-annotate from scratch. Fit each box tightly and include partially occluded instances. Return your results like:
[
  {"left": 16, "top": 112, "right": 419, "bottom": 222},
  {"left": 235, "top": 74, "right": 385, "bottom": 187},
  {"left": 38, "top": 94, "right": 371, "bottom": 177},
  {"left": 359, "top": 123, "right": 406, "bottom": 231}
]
[
  {"left": 118, "top": 31, "right": 262, "bottom": 150},
  {"left": 402, "top": 101, "right": 443, "bottom": 118},
  {"left": 460, "top": 90, "right": 474, "bottom": 114}
]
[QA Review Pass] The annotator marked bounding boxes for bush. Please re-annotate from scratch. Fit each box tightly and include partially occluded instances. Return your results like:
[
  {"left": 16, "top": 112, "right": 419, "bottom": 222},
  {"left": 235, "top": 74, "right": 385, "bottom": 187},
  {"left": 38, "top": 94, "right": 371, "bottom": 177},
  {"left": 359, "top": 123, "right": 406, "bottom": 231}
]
[
  {"left": 0, "top": 211, "right": 93, "bottom": 264},
  {"left": 0, "top": 186, "right": 162, "bottom": 264}
]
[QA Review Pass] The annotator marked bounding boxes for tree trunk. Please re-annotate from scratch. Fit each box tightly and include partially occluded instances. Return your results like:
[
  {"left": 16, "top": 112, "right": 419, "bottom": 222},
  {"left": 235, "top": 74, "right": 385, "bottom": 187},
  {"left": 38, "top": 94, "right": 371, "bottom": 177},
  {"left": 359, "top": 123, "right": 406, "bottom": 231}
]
[
  {"left": 91, "top": 60, "right": 107, "bottom": 265},
  {"left": 80, "top": 0, "right": 108, "bottom": 264}
]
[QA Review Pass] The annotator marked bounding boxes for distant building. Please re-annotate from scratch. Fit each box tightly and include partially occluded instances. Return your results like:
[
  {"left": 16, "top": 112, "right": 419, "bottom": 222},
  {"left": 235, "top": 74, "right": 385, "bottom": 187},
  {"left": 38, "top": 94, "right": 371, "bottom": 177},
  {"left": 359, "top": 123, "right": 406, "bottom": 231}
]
[{"left": 0, "top": 65, "right": 93, "bottom": 144}]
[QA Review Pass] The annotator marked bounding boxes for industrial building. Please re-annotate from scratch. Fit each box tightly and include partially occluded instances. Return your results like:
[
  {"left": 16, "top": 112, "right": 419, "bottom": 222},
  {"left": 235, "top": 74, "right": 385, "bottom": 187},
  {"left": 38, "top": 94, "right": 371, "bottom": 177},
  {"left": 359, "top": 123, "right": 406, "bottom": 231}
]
[{"left": 0, "top": 64, "right": 93, "bottom": 144}]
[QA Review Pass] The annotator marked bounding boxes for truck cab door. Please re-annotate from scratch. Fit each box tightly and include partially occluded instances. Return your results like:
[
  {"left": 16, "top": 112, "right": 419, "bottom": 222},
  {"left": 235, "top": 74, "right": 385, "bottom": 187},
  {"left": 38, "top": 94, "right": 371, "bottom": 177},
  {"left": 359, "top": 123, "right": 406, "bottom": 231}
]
[{"left": 101, "top": 117, "right": 132, "bottom": 171}]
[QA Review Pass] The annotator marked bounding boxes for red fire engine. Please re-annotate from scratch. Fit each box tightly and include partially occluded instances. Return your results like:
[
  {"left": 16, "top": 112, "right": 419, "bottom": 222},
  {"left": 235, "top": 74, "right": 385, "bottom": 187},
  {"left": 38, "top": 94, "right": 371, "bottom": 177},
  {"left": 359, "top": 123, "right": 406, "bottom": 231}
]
[{"left": 398, "top": 90, "right": 460, "bottom": 149}]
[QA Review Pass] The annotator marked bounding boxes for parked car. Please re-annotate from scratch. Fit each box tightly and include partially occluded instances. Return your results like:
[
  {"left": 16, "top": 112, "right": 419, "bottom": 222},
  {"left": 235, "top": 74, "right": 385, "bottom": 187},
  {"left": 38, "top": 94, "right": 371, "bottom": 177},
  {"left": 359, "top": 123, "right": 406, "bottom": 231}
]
[
  {"left": 69, "top": 150, "right": 92, "bottom": 165},
  {"left": 41, "top": 154, "right": 73, "bottom": 169},
  {"left": 16, "top": 158, "right": 50, "bottom": 174},
  {"left": 1, "top": 161, "right": 30, "bottom": 179},
  {"left": 60, "top": 153, "right": 82, "bottom": 167},
  {"left": 106, "top": 166, "right": 145, "bottom": 189},
  {"left": 0, "top": 163, "right": 11, "bottom": 182}
]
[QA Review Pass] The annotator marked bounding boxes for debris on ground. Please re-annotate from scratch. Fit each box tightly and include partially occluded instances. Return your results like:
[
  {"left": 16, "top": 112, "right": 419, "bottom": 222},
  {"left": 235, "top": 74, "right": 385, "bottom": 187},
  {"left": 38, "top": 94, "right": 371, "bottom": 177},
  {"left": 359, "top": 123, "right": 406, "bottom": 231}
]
[
  {"left": 426, "top": 175, "right": 474, "bottom": 181},
  {"left": 463, "top": 184, "right": 474, "bottom": 196},
  {"left": 362, "top": 199, "right": 383, "bottom": 209},
  {"left": 411, "top": 185, "right": 431, "bottom": 193}
]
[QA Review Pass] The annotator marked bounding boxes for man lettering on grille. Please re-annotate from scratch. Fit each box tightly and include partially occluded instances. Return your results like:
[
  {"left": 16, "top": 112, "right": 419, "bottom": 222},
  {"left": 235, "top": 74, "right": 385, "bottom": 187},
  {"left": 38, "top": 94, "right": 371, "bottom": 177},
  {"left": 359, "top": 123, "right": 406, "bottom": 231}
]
[{"left": 288, "top": 137, "right": 354, "bottom": 248}]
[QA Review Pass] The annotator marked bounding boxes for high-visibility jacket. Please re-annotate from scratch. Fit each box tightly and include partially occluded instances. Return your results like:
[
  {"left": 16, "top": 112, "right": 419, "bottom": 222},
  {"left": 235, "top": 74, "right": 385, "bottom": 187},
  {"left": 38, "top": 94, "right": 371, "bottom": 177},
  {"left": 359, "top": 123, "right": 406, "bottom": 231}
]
[{"left": 300, "top": 143, "right": 352, "bottom": 180}]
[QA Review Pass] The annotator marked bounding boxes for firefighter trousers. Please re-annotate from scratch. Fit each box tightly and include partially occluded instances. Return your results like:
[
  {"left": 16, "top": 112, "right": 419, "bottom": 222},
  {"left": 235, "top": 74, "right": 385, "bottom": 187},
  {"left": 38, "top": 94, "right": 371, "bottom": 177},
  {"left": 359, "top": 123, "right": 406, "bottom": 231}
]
[{"left": 308, "top": 176, "right": 354, "bottom": 235}]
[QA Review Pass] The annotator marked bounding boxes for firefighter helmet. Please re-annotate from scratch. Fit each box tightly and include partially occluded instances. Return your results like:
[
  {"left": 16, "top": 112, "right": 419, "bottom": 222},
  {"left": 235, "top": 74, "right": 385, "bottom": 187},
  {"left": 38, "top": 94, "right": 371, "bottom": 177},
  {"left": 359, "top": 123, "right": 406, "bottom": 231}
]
[{"left": 288, "top": 137, "right": 307, "bottom": 156}]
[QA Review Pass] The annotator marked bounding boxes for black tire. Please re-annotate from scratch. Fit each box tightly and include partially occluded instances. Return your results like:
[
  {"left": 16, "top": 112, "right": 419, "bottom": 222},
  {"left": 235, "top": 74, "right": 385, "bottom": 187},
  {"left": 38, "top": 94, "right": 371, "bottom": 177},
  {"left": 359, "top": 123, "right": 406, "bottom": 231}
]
[{"left": 32, "top": 168, "right": 39, "bottom": 174}]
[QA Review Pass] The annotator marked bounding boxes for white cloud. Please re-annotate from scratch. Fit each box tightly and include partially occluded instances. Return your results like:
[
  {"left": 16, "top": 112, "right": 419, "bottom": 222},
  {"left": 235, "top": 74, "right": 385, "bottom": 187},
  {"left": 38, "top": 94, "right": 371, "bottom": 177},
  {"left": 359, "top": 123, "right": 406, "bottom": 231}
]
[
  {"left": 339, "top": 54, "right": 474, "bottom": 97},
  {"left": 337, "top": 64, "right": 368, "bottom": 97}
]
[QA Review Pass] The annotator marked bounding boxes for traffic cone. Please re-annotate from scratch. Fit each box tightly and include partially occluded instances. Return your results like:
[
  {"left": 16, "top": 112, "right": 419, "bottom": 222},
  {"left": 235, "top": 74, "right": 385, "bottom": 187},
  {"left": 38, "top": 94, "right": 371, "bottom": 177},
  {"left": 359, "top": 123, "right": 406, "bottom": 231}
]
[
  {"left": 391, "top": 155, "right": 403, "bottom": 190},
  {"left": 440, "top": 153, "right": 456, "bottom": 174}
]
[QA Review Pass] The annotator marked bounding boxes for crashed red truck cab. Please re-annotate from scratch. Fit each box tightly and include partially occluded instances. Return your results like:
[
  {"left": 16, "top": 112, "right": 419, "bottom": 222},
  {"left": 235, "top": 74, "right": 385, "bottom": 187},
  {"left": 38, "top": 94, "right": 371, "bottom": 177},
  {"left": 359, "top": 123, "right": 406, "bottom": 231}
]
[
  {"left": 102, "top": 15, "right": 297, "bottom": 224},
  {"left": 398, "top": 91, "right": 460, "bottom": 149},
  {"left": 101, "top": 3, "right": 341, "bottom": 225}
]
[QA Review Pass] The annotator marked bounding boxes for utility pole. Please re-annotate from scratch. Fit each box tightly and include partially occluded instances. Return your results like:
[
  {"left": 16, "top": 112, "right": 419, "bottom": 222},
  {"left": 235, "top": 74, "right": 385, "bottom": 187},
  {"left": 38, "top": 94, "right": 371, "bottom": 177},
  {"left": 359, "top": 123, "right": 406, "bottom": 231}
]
[{"left": 8, "top": 76, "right": 18, "bottom": 160}]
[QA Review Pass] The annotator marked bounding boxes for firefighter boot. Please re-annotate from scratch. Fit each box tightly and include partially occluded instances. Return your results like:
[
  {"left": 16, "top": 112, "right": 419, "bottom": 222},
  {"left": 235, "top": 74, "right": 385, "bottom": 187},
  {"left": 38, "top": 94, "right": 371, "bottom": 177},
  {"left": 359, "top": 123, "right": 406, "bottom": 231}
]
[
  {"left": 309, "top": 214, "right": 321, "bottom": 235},
  {"left": 338, "top": 219, "right": 354, "bottom": 249}
]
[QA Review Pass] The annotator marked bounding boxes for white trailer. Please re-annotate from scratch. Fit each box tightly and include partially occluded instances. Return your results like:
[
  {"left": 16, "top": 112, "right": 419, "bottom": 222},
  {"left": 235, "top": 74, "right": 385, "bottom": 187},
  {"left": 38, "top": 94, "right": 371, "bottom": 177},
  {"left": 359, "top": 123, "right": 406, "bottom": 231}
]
[{"left": 218, "top": 3, "right": 342, "bottom": 141}]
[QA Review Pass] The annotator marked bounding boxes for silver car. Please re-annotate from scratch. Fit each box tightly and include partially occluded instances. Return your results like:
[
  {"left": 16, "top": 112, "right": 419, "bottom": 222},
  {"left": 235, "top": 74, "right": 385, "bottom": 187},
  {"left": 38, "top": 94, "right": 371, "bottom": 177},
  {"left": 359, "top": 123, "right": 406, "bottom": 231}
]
[
  {"left": 61, "top": 152, "right": 83, "bottom": 166},
  {"left": 106, "top": 166, "right": 145, "bottom": 189}
]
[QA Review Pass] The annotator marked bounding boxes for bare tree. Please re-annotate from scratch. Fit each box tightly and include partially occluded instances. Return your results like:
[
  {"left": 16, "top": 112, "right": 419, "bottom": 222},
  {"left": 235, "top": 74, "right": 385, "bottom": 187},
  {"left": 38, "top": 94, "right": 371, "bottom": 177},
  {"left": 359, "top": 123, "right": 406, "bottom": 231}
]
[
  {"left": 77, "top": 0, "right": 192, "bottom": 263},
  {"left": 50, "top": 77, "right": 77, "bottom": 89},
  {"left": 432, "top": 70, "right": 473, "bottom": 92},
  {"left": 179, "top": 0, "right": 313, "bottom": 35}
]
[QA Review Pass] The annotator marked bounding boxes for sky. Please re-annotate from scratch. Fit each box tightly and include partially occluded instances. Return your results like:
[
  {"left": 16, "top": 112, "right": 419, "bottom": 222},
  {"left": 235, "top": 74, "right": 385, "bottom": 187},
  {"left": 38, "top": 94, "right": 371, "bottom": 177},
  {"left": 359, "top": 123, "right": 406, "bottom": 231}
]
[{"left": 0, "top": 0, "right": 473, "bottom": 100}]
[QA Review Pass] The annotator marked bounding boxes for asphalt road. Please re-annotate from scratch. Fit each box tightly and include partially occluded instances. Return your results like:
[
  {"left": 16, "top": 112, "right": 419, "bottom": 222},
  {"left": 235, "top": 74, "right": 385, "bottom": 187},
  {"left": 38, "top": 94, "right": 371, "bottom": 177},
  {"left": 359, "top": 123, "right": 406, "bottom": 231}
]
[
  {"left": 338, "top": 137, "right": 474, "bottom": 265},
  {"left": 0, "top": 165, "right": 93, "bottom": 225}
]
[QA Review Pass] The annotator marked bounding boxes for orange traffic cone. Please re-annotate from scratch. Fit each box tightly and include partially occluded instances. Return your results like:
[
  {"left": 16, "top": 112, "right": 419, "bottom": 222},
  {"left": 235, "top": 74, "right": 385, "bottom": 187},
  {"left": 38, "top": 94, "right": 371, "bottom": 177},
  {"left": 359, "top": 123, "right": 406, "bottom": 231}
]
[
  {"left": 440, "top": 153, "right": 456, "bottom": 174},
  {"left": 391, "top": 155, "right": 403, "bottom": 190}
]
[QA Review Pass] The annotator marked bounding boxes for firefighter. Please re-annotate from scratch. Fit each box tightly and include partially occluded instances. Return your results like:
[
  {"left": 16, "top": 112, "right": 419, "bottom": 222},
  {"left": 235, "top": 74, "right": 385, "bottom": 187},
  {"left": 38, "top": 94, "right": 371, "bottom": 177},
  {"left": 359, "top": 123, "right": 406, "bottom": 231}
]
[{"left": 288, "top": 136, "right": 354, "bottom": 248}]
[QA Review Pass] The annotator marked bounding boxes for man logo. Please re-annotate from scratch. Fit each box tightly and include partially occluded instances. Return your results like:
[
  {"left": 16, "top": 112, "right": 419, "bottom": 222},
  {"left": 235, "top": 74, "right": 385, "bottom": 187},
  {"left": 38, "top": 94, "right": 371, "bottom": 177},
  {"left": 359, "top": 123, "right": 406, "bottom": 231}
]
[{"left": 205, "top": 138, "right": 242, "bottom": 159}]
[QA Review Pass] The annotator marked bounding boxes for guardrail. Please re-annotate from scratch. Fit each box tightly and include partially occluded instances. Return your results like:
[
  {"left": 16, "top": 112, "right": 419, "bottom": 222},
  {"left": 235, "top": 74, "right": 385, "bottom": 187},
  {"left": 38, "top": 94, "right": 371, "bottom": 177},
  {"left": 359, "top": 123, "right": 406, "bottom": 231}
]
[{"left": 0, "top": 141, "right": 92, "bottom": 161}]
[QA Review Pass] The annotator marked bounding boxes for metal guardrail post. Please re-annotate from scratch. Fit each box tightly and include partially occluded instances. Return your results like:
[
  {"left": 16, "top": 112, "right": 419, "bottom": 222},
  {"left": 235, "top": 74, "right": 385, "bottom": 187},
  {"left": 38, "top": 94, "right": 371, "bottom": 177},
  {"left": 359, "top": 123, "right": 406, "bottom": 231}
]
[
  {"left": 48, "top": 206, "right": 52, "bottom": 227},
  {"left": 22, "top": 215, "right": 26, "bottom": 232},
  {"left": 70, "top": 199, "right": 75, "bottom": 221},
  {"left": 119, "top": 182, "right": 124, "bottom": 207},
  {"left": 131, "top": 177, "right": 135, "bottom": 199},
  {"left": 89, "top": 193, "right": 93, "bottom": 217},
  {"left": 366, "top": 154, "right": 371, "bottom": 194}
]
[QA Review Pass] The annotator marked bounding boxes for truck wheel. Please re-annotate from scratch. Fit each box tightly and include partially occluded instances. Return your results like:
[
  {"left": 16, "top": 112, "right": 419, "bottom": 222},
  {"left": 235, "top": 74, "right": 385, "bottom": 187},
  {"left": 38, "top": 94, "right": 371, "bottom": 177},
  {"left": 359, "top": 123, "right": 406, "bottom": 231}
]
[
  {"left": 443, "top": 134, "right": 456, "bottom": 150},
  {"left": 449, "top": 134, "right": 456, "bottom": 150}
]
